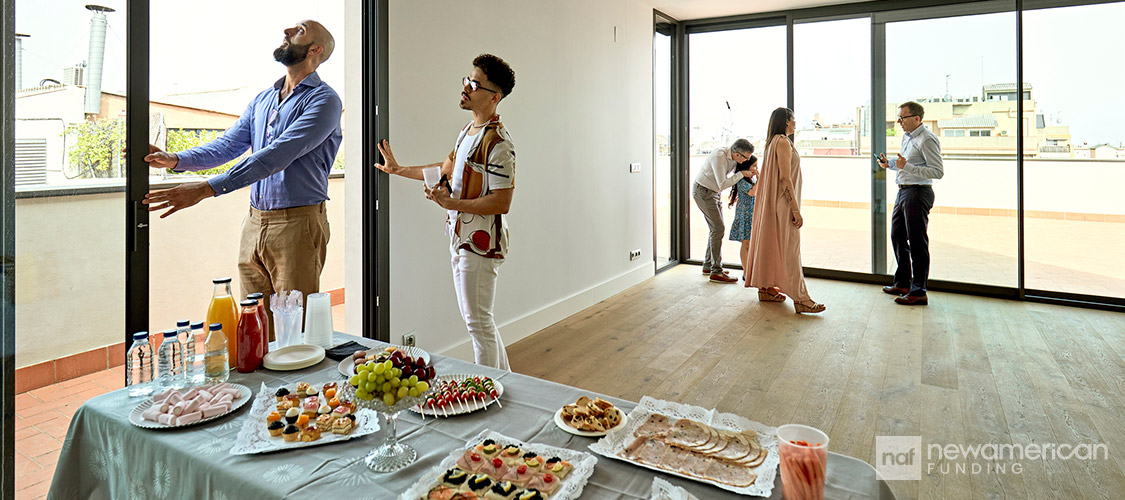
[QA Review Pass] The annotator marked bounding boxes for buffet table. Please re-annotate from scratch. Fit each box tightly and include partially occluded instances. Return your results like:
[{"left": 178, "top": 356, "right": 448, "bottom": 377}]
[{"left": 49, "top": 333, "right": 895, "bottom": 499}]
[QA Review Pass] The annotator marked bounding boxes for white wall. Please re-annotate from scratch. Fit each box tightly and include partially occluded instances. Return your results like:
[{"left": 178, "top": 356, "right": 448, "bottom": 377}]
[
  {"left": 384, "top": 0, "right": 656, "bottom": 358},
  {"left": 344, "top": 0, "right": 364, "bottom": 336}
]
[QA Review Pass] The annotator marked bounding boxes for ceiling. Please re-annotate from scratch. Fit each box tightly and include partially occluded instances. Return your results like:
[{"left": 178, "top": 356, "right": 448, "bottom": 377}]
[{"left": 642, "top": 0, "right": 872, "bottom": 21}]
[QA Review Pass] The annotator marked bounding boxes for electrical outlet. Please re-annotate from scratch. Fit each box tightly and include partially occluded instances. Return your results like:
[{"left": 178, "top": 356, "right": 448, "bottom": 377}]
[
  {"left": 629, "top": 249, "right": 642, "bottom": 260},
  {"left": 629, "top": 162, "right": 641, "bottom": 173},
  {"left": 402, "top": 332, "right": 416, "bottom": 347}
]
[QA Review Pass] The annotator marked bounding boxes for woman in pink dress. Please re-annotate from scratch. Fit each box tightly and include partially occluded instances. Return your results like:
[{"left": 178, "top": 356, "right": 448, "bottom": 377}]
[{"left": 745, "top": 107, "right": 825, "bottom": 314}]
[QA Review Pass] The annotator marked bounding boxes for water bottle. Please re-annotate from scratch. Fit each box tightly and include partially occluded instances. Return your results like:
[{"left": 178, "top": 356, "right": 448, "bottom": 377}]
[
  {"left": 126, "top": 331, "right": 155, "bottom": 398},
  {"left": 204, "top": 323, "right": 230, "bottom": 383},
  {"left": 157, "top": 329, "right": 186, "bottom": 391},
  {"left": 189, "top": 321, "right": 206, "bottom": 384},
  {"left": 176, "top": 319, "right": 196, "bottom": 385}
]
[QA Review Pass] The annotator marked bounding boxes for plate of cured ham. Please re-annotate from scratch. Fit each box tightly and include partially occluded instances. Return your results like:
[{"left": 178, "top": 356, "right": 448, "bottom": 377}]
[{"left": 589, "top": 396, "right": 779, "bottom": 497}]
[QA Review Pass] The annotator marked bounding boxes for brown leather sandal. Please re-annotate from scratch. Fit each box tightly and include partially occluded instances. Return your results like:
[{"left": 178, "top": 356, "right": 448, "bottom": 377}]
[
  {"left": 794, "top": 301, "right": 826, "bottom": 314},
  {"left": 758, "top": 289, "right": 786, "bottom": 302}
]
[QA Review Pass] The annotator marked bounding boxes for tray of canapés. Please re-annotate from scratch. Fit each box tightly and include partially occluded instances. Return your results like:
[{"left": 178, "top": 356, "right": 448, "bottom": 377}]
[
  {"left": 553, "top": 396, "right": 627, "bottom": 437},
  {"left": 410, "top": 374, "right": 504, "bottom": 419},
  {"left": 400, "top": 429, "right": 598, "bottom": 500},
  {"left": 130, "top": 382, "right": 252, "bottom": 429},
  {"left": 228, "top": 380, "right": 380, "bottom": 455}
]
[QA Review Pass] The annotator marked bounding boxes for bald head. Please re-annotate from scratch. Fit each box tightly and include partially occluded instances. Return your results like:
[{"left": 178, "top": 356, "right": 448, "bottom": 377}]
[{"left": 303, "top": 20, "right": 335, "bottom": 64}]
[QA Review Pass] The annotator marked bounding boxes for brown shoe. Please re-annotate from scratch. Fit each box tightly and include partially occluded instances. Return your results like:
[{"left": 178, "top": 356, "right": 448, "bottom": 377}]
[
  {"left": 702, "top": 267, "right": 712, "bottom": 275},
  {"left": 794, "top": 301, "right": 826, "bottom": 314},
  {"left": 883, "top": 285, "right": 910, "bottom": 295},
  {"left": 709, "top": 273, "right": 738, "bottom": 284},
  {"left": 894, "top": 294, "right": 928, "bottom": 306}
]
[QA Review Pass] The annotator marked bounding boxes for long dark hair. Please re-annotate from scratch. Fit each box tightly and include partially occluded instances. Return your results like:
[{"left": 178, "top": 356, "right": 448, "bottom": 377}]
[
  {"left": 729, "top": 156, "right": 757, "bottom": 207},
  {"left": 765, "top": 107, "right": 794, "bottom": 149}
]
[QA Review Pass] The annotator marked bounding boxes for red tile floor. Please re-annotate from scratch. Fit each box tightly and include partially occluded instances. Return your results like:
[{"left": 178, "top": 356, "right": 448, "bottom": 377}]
[{"left": 14, "top": 366, "right": 125, "bottom": 500}]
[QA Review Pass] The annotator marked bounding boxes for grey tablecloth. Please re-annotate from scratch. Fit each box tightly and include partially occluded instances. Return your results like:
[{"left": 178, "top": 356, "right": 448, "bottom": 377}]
[{"left": 49, "top": 333, "right": 895, "bottom": 500}]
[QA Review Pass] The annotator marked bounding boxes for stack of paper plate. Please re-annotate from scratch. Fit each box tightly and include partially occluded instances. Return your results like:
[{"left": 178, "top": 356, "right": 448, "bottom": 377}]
[{"left": 262, "top": 344, "right": 325, "bottom": 371}]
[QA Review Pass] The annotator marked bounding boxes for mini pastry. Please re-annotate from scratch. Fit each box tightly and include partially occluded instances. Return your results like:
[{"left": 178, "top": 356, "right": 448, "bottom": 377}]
[
  {"left": 316, "top": 413, "right": 334, "bottom": 428},
  {"left": 285, "top": 395, "right": 302, "bottom": 408},
  {"left": 282, "top": 424, "right": 299, "bottom": 442},
  {"left": 300, "top": 424, "right": 321, "bottom": 442},
  {"left": 296, "top": 382, "right": 310, "bottom": 394},
  {"left": 284, "top": 407, "right": 300, "bottom": 424},
  {"left": 304, "top": 386, "right": 319, "bottom": 398},
  {"left": 297, "top": 413, "right": 311, "bottom": 426},
  {"left": 328, "top": 397, "right": 341, "bottom": 409},
  {"left": 302, "top": 400, "right": 319, "bottom": 416},
  {"left": 484, "top": 481, "right": 518, "bottom": 500},
  {"left": 544, "top": 457, "right": 572, "bottom": 479},
  {"left": 465, "top": 473, "right": 493, "bottom": 494},
  {"left": 318, "top": 403, "right": 332, "bottom": 415},
  {"left": 338, "top": 399, "right": 357, "bottom": 413},
  {"left": 331, "top": 406, "right": 350, "bottom": 419},
  {"left": 266, "top": 411, "right": 281, "bottom": 423},
  {"left": 322, "top": 382, "right": 337, "bottom": 392},
  {"left": 332, "top": 414, "right": 355, "bottom": 435},
  {"left": 516, "top": 489, "right": 545, "bottom": 500},
  {"left": 439, "top": 467, "right": 469, "bottom": 488},
  {"left": 274, "top": 387, "right": 291, "bottom": 402},
  {"left": 324, "top": 387, "right": 337, "bottom": 399},
  {"left": 275, "top": 401, "right": 291, "bottom": 412},
  {"left": 268, "top": 420, "right": 285, "bottom": 437}
]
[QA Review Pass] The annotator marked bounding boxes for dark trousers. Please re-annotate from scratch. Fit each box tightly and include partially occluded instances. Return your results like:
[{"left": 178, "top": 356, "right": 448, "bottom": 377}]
[{"left": 890, "top": 185, "right": 935, "bottom": 296}]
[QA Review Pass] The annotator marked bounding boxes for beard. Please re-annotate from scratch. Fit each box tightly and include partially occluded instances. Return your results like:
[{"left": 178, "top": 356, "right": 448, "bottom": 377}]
[{"left": 273, "top": 40, "right": 312, "bottom": 67}]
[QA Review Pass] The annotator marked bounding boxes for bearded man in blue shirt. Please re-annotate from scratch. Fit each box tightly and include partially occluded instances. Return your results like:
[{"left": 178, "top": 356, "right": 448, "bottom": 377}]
[{"left": 143, "top": 20, "right": 342, "bottom": 333}]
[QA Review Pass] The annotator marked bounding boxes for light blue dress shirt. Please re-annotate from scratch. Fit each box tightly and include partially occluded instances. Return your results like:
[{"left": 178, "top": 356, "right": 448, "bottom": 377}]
[
  {"left": 175, "top": 72, "right": 343, "bottom": 210},
  {"left": 890, "top": 124, "right": 944, "bottom": 186}
]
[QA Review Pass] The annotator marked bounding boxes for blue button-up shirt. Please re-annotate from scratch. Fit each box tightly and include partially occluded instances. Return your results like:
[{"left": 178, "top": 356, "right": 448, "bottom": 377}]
[
  {"left": 175, "top": 72, "right": 342, "bottom": 210},
  {"left": 890, "top": 124, "right": 944, "bottom": 186}
]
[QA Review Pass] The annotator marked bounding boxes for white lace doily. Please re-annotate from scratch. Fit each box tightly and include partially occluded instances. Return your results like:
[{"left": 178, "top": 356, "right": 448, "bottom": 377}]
[
  {"left": 398, "top": 429, "right": 599, "bottom": 500},
  {"left": 650, "top": 477, "right": 700, "bottom": 500},
  {"left": 228, "top": 382, "right": 381, "bottom": 455},
  {"left": 589, "top": 396, "right": 779, "bottom": 497}
]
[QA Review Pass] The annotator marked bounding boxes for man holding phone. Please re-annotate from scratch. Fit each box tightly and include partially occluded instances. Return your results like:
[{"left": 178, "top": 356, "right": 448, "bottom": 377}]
[
  {"left": 877, "top": 101, "right": 943, "bottom": 305},
  {"left": 375, "top": 54, "right": 517, "bottom": 370}
]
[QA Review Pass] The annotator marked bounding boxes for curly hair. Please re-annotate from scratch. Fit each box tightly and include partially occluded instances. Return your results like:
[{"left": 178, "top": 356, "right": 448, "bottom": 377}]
[{"left": 473, "top": 54, "right": 516, "bottom": 99}]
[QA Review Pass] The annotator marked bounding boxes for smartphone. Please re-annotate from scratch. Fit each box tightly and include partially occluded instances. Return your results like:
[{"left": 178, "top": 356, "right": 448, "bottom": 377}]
[
  {"left": 873, "top": 153, "right": 887, "bottom": 164},
  {"left": 438, "top": 173, "right": 453, "bottom": 192}
]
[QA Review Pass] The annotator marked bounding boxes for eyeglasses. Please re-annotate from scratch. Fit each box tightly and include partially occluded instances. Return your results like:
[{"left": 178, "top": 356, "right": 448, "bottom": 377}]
[
  {"left": 897, "top": 114, "right": 918, "bottom": 122},
  {"left": 463, "top": 76, "right": 499, "bottom": 94},
  {"left": 265, "top": 106, "right": 280, "bottom": 142}
]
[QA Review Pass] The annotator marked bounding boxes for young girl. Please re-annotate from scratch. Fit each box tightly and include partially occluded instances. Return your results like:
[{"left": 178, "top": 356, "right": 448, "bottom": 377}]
[{"left": 728, "top": 156, "right": 758, "bottom": 286}]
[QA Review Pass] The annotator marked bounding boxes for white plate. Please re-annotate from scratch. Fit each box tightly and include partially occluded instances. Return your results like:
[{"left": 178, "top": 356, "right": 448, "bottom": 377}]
[
  {"left": 228, "top": 381, "right": 381, "bottom": 455},
  {"left": 263, "top": 344, "right": 326, "bottom": 371},
  {"left": 398, "top": 429, "right": 599, "bottom": 500},
  {"left": 336, "top": 345, "right": 431, "bottom": 378},
  {"left": 129, "top": 384, "right": 252, "bottom": 429},
  {"left": 407, "top": 373, "right": 504, "bottom": 418},
  {"left": 553, "top": 406, "right": 629, "bottom": 437}
]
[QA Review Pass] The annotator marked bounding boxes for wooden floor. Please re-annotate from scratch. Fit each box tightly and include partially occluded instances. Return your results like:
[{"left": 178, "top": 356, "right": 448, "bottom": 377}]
[{"left": 508, "top": 264, "right": 1125, "bottom": 500}]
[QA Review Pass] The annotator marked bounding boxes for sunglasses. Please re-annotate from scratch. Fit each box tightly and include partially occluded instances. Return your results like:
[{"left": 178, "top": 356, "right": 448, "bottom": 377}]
[{"left": 463, "top": 76, "right": 499, "bottom": 94}]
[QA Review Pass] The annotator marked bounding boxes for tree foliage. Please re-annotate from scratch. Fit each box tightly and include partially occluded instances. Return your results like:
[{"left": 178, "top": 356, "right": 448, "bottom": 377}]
[
  {"left": 165, "top": 129, "right": 242, "bottom": 175},
  {"left": 66, "top": 118, "right": 125, "bottom": 178}
]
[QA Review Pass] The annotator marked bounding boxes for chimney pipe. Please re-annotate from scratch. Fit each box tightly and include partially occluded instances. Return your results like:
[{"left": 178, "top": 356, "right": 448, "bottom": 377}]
[
  {"left": 15, "top": 34, "right": 28, "bottom": 90},
  {"left": 83, "top": 4, "right": 115, "bottom": 116}
]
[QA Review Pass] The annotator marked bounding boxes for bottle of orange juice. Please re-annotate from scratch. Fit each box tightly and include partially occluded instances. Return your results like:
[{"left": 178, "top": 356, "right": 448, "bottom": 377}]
[{"left": 207, "top": 277, "right": 239, "bottom": 369}]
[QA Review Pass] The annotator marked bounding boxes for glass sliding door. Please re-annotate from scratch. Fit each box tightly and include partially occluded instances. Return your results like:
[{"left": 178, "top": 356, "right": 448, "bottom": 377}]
[
  {"left": 148, "top": 1, "right": 352, "bottom": 335},
  {"left": 1023, "top": 1, "right": 1125, "bottom": 299},
  {"left": 687, "top": 25, "right": 787, "bottom": 270},
  {"left": 794, "top": 17, "right": 872, "bottom": 273},
  {"left": 883, "top": 10, "right": 1018, "bottom": 287},
  {"left": 654, "top": 15, "right": 675, "bottom": 270}
]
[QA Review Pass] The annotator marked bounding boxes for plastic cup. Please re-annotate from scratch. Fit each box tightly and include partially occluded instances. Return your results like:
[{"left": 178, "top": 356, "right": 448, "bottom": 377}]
[
  {"left": 303, "top": 292, "right": 334, "bottom": 348},
  {"left": 422, "top": 166, "right": 440, "bottom": 189},
  {"left": 777, "top": 424, "right": 829, "bottom": 500}
]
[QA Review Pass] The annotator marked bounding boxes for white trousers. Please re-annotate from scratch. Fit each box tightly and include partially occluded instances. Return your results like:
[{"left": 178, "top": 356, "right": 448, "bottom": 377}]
[{"left": 450, "top": 246, "right": 510, "bottom": 371}]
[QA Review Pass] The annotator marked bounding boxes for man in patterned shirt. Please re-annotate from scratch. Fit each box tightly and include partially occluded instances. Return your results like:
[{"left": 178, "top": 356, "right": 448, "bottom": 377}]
[{"left": 376, "top": 54, "right": 517, "bottom": 370}]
